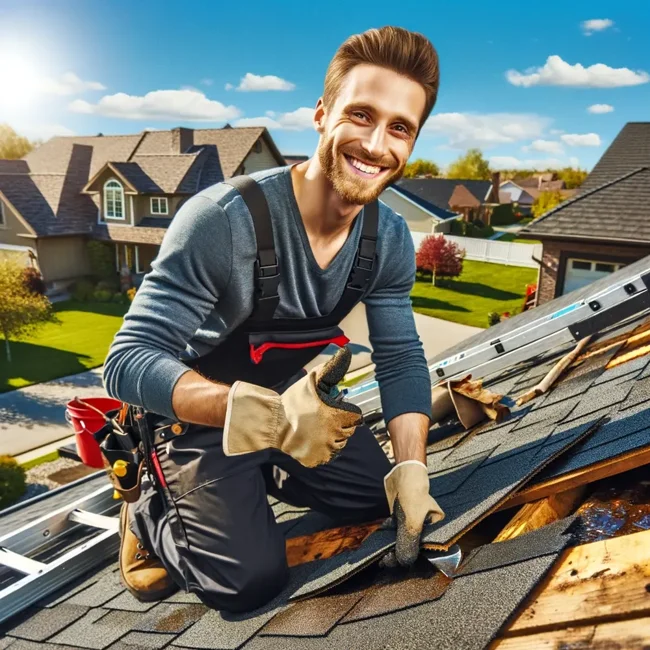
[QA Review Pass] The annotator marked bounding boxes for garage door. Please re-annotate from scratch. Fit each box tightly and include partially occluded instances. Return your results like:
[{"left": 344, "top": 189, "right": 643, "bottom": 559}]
[{"left": 563, "top": 258, "right": 625, "bottom": 295}]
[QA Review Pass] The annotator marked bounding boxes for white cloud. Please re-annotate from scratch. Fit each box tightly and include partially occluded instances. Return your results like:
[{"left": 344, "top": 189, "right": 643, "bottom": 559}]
[
  {"left": 37, "top": 72, "right": 106, "bottom": 95},
  {"left": 200, "top": 78, "right": 213, "bottom": 86},
  {"left": 234, "top": 73, "right": 295, "bottom": 92},
  {"left": 421, "top": 112, "right": 550, "bottom": 148},
  {"left": 522, "top": 139, "right": 564, "bottom": 155},
  {"left": 17, "top": 123, "right": 75, "bottom": 140},
  {"left": 69, "top": 89, "right": 241, "bottom": 122},
  {"left": 588, "top": 103, "right": 614, "bottom": 113},
  {"left": 581, "top": 19, "right": 614, "bottom": 35},
  {"left": 549, "top": 128, "right": 565, "bottom": 135},
  {"left": 490, "top": 156, "right": 567, "bottom": 171},
  {"left": 506, "top": 55, "right": 649, "bottom": 88},
  {"left": 561, "top": 132, "right": 601, "bottom": 146},
  {"left": 234, "top": 106, "right": 314, "bottom": 131},
  {"left": 224, "top": 83, "right": 234, "bottom": 91}
]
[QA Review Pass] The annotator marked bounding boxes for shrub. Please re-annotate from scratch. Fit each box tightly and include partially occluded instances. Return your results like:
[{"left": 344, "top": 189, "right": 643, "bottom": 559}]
[
  {"left": 112, "top": 292, "right": 126, "bottom": 303},
  {"left": 96, "top": 279, "right": 119, "bottom": 293},
  {"left": 72, "top": 279, "right": 95, "bottom": 302},
  {"left": 0, "top": 455, "right": 26, "bottom": 509},
  {"left": 93, "top": 289, "right": 113, "bottom": 302},
  {"left": 87, "top": 241, "right": 116, "bottom": 282},
  {"left": 487, "top": 311, "right": 501, "bottom": 327},
  {"left": 126, "top": 287, "right": 137, "bottom": 302},
  {"left": 22, "top": 267, "right": 46, "bottom": 295},
  {"left": 490, "top": 204, "right": 516, "bottom": 226}
]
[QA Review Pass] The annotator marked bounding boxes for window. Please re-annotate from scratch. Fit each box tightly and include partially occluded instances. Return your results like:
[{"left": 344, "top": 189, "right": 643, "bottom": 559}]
[
  {"left": 595, "top": 262, "right": 616, "bottom": 274},
  {"left": 571, "top": 260, "right": 591, "bottom": 271},
  {"left": 104, "top": 180, "right": 125, "bottom": 220},
  {"left": 150, "top": 197, "right": 169, "bottom": 215}
]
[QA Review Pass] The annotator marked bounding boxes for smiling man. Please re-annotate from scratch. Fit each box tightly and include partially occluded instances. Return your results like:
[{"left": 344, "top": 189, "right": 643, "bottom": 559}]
[{"left": 103, "top": 26, "right": 443, "bottom": 612}]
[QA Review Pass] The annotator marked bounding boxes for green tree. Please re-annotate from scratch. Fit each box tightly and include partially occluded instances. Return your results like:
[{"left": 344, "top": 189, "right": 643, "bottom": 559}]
[
  {"left": 0, "top": 260, "right": 57, "bottom": 362},
  {"left": 403, "top": 158, "right": 440, "bottom": 178},
  {"left": 532, "top": 190, "right": 565, "bottom": 218},
  {"left": 556, "top": 167, "right": 588, "bottom": 189},
  {"left": 0, "top": 124, "right": 38, "bottom": 159},
  {"left": 446, "top": 148, "right": 491, "bottom": 180}
]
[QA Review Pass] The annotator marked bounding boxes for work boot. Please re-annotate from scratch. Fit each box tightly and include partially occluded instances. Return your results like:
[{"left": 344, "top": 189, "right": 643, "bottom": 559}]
[{"left": 118, "top": 502, "right": 178, "bottom": 601}]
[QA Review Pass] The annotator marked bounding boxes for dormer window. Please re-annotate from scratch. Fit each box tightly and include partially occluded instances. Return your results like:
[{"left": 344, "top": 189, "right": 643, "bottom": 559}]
[
  {"left": 151, "top": 197, "right": 169, "bottom": 215},
  {"left": 104, "top": 180, "right": 125, "bottom": 220}
]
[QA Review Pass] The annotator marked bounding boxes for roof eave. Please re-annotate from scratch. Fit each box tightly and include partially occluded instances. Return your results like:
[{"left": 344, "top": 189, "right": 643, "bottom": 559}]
[{"left": 520, "top": 230, "right": 650, "bottom": 246}]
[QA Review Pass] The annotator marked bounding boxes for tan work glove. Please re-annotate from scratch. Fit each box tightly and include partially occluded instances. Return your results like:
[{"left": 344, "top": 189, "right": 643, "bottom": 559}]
[
  {"left": 381, "top": 461, "right": 445, "bottom": 567},
  {"left": 223, "top": 346, "right": 362, "bottom": 468}
]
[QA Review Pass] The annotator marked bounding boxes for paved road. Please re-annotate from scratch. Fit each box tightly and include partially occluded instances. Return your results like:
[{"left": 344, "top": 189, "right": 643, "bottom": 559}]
[{"left": 3, "top": 308, "right": 480, "bottom": 457}]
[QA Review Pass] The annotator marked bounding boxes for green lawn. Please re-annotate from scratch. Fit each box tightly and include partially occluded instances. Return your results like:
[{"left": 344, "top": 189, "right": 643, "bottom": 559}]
[
  {"left": 411, "top": 260, "right": 537, "bottom": 328},
  {"left": 497, "top": 232, "right": 541, "bottom": 244},
  {"left": 1, "top": 301, "right": 128, "bottom": 392}
]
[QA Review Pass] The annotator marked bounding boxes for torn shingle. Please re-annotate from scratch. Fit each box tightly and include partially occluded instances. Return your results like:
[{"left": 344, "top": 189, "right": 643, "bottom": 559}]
[
  {"left": 4, "top": 604, "right": 88, "bottom": 642},
  {"left": 258, "top": 591, "right": 361, "bottom": 637},
  {"left": 49, "top": 608, "right": 142, "bottom": 650}
]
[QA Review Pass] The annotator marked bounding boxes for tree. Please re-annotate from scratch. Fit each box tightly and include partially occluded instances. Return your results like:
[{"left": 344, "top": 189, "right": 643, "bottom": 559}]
[
  {"left": 532, "top": 190, "right": 565, "bottom": 218},
  {"left": 556, "top": 167, "right": 588, "bottom": 189},
  {"left": 403, "top": 158, "right": 440, "bottom": 178},
  {"left": 0, "top": 260, "right": 56, "bottom": 362},
  {"left": 416, "top": 235, "right": 465, "bottom": 286},
  {"left": 446, "top": 148, "right": 491, "bottom": 180},
  {"left": 0, "top": 124, "right": 38, "bottom": 159}
]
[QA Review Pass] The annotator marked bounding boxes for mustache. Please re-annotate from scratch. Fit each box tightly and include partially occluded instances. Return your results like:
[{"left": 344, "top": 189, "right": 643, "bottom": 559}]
[{"left": 339, "top": 148, "right": 398, "bottom": 170}]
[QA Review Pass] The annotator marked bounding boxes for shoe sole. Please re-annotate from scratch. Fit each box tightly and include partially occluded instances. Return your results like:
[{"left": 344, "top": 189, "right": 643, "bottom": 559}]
[{"left": 119, "top": 503, "right": 179, "bottom": 602}]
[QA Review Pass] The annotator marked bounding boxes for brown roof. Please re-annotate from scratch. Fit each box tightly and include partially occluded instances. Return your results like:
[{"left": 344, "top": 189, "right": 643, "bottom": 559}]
[
  {"left": 1, "top": 127, "right": 282, "bottom": 237},
  {"left": 93, "top": 222, "right": 167, "bottom": 245},
  {"left": 448, "top": 184, "right": 481, "bottom": 208}
]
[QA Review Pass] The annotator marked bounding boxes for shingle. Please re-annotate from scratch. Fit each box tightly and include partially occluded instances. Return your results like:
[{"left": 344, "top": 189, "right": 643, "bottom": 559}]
[
  {"left": 113, "top": 631, "right": 176, "bottom": 649},
  {"left": 591, "top": 354, "right": 650, "bottom": 386},
  {"left": 66, "top": 573, "right": 125, "bottom": 608},
  {"left": 561, "top": 380, "right": 634, "bottom": 424},
  {"left": 258, "top": 591, "right": 361, "bottom": 636},
  {"left": 50, "top": 608, "right": 141, "bottom": 650},
  {"left": 103, "top": 590, "right": 160, "bottom": 612},
  {"left": 511, "top": 397, "right": 577, "bottom": 432},
  {"left": 619, "top": 375, "right": 650, "bottom": 411},
  {"left": 0, "top": 642, "right": 80, "bottom": 650},
  {"left": 4, "top": 604, "right": 88, "bottom": 641},
  {"left": 0, "top": 638, "right": 15, "bottom": 650},
  {"left": 428, "top": 449, "right": 495, "bottom": 498},
  {"left": 132, "top": 603, "right": 208, "bottom": 634},
  {"left": 163, "top": 591, "right": 203, "bottom": 605}
]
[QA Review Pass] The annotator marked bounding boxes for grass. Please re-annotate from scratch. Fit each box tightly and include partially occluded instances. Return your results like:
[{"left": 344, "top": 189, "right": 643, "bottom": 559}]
[
  {"left": 19, "top": 450, "right": 60, "bottom": 471},
  {"left": 1, "top": 300, "right": 128, "bottom": 392},
  {"left": 497, "top": 232, "right": 542, "bottom": 244},
  {"left": 411, "top": 260, "right": 537, "bottom": 328}
]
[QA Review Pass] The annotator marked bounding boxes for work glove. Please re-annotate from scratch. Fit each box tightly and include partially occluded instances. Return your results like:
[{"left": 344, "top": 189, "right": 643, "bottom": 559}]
[
  {"left": 380, "top": 460, "right": 445, "bottom": 567},
  {"left": 223, "top": 346, "right": 362, "bottom": 468}
]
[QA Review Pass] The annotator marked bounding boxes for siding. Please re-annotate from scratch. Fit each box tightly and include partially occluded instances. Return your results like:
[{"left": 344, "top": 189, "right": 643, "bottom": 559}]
[
  {"left": 241, "top": 137, "right": 282, "bottom": 174},
  {"left": 36, "top": 236, "right": 91, "bottom": 283},
  {"left": 0, "top": 198, "right": 35, "bottom": 246},
  {"left": 132, "top": 195, "right": 184, "bottom": 225},
  {"left": 379, "top": 189, "right": 435, "bottom": 233}
]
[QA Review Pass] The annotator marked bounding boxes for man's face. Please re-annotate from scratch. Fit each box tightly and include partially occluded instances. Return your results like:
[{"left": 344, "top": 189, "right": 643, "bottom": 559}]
[{"left": 316, "top": 63, "right": 426, "bottom": 205}]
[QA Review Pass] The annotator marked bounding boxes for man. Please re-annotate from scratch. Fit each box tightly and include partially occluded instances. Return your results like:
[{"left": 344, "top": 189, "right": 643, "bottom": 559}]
[{"left": 103, "top": 25, "right": 444, "bottom": 613}]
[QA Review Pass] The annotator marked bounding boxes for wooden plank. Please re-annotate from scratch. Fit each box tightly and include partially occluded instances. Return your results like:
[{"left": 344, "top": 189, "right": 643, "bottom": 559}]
[
  {"left": 503, "top": 445, "right": 650, "bottom": 509},
  {"left": 285, "top": 520, "right": 382, "bottom": 567},
  {"left": 503, "top": 527, "right": 650, "bottom": 635},
  {"left": 494, "top": 487, "right": 586, "bottom": 543},
  {"left": 494, "top": 617, "right": 650, "bottom": 649}
]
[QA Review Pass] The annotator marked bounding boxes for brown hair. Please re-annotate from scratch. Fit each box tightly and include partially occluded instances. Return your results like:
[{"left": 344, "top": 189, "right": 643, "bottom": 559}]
[{"left": 323, "top": 26, "right": 440, "bottom": 133}]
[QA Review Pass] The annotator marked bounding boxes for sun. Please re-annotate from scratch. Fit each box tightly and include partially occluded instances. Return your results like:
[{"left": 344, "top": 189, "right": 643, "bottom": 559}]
[{"left": 0, "top": 50, "right": 43, "bottom": 113}]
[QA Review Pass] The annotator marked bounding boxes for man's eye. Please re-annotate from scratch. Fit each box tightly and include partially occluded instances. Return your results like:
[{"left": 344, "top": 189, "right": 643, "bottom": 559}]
[
  {"left": 393, "top": 124, "right": 408, "bottom": 133},
  {"left": 353, "top": 112, "right": 367, "bottom": 120}
]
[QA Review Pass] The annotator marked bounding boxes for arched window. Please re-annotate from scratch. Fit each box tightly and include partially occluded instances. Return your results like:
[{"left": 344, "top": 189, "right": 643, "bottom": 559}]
[{"left": 104, "top": 180, "right": 125, "bottom": 220}]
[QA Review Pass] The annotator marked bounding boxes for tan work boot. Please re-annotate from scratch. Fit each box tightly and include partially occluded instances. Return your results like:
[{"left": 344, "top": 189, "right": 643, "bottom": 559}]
[{"left": 118, "top": 502, "right": 178, "bottom": 601}]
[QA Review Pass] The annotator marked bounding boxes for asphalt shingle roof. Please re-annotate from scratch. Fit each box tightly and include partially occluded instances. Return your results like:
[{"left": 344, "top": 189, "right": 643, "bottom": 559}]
[
  {"left": 521, "top": 166, "right": 650, "bottom": 242},
  {"left": 388, "top": 184, "right": 458, "bottom": 220},
  {"left": 396, "top": 178, "right": 492, "bottom": 212}
]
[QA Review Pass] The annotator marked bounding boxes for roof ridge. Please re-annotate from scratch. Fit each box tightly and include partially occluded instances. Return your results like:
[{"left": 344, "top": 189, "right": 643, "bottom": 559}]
[
  {"left": 132, "top": 152, "right": 200, "bottom": 158},
  {"left": 527, "top": 165, "right": 649, "bottom": 227}
]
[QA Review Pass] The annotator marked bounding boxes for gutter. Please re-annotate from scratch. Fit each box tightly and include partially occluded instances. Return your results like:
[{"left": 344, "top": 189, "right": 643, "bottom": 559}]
[{"left": 519, "top": 231, "right": 650, "bottom": 247}]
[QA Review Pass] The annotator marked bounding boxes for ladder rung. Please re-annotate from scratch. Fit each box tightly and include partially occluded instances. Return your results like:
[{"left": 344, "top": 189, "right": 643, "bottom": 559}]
[
  {"left": 69, "top": 510, "right": 119, "bottom": 531},
  {"left": 0, "top": 548, "right": 47, "bottom": 576}
]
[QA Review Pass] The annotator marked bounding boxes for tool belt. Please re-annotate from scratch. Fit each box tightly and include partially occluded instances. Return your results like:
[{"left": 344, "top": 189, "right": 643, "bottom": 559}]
[{"left": 92, "top": 403, "right": 157, "bottom": 503}]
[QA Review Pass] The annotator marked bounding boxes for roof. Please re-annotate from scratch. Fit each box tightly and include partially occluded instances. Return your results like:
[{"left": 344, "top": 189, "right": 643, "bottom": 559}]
[
  {"left": 579, "top": 122, "right": 650, "bottom": 193},
  {"left": 1, "top": 127, "right": 281, "bottom": 237},
  {"left": 448, "top": 183, "right": 481, "bottom": 209},
  {"left": 396, "top": 178, "right": 492, "bottom": 212},
  {"left": 387, "top": 184, "right": 459, "bottom": 220},
  {"left": 520, "top": 166, "right": 650, "bottom": 242}
]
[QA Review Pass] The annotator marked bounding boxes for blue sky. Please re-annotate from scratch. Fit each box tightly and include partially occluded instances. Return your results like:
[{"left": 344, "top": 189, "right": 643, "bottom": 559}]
[{"left": 1, "top": 0, "right": 649, "bottom": 171}]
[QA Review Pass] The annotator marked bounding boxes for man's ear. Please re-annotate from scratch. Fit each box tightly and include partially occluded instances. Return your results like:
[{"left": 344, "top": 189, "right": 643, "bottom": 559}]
[{"left": 314, "top": 98, "right": 326, "bottom": 134}]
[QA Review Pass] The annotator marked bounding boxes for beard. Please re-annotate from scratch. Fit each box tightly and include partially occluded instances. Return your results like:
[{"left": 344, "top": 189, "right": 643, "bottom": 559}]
[{"left": 318, "top": 135, "right": 406, "bottom": 205}]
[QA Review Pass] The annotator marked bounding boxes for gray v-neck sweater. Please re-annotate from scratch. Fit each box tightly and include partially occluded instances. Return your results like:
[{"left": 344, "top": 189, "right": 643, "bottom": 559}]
[{"left": 103, "top": 166, "right": 431, "bottom": 425}]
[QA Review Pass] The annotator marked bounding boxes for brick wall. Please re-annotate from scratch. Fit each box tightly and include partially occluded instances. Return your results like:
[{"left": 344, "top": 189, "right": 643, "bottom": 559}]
[{"left": 537, "top": 239, "right": 650, "bottom": 305}]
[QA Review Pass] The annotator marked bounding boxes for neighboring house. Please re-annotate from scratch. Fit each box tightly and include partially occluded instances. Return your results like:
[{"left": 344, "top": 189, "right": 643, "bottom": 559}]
[
  {"left": 0, "top": 126, "right": 285, "bottom": 291},
  {"left": 395, "top": 173, "right": 501, "bottom": 224},
  {"left": 498, "top": 180, "right": 538, "bottom": 214},
  {"left": 379, "top": 184, "right": 458, "bottom": 234},
  {"left": 283, "top": 154, "right": 309, "bottom": 166},
  {"left": 521, "top": 122, "right": 650, "bottom": 304}
]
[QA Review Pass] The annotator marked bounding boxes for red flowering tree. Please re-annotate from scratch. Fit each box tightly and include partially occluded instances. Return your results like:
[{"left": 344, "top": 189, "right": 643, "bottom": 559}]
[{"left": 416, "top": 235, "right": 465, "bottom": 286}]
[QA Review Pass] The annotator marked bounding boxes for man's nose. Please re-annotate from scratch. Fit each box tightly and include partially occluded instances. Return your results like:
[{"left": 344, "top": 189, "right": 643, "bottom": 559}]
[{"left": 360, "top": 126, "right": 387, "bottom": 160}]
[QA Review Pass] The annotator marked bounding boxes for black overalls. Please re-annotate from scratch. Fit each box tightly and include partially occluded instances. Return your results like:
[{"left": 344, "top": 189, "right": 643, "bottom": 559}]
[{"left": 129, "top": 176, "right": 392, "bottom": 612}]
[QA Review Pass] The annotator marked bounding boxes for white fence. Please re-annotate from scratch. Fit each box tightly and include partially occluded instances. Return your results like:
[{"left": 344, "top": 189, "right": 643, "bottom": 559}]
[{"left": 411, "top": 232, "right": 542, "bottom": 269}]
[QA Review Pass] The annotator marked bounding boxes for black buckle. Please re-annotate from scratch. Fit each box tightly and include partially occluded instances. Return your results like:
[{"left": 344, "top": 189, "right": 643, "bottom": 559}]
[{"left": 254, "top": 257, "right": 280, "bottom": 299}]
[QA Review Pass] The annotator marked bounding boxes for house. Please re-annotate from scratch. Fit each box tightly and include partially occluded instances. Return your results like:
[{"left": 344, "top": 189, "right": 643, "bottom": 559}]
[
  {"left": 498, "top": 180, "right": 539, "bottom": 214},
  {"left": 395, "top": 173, "right": 501, "bottom": 224},
  {"left": 520, "top": 122, "right": 650, "bottom": 304},
  {"left": 379, "top": 183, "right": 458, "bottom": 234},
  {"left": 0, "top": 126, "right": 285, "bottom": 291},
  {"left": 283, "top": 154, "right": 309, "bottom": 166},
  {"left": 3, "top": 257, "right": 650, "bottom": 646}
]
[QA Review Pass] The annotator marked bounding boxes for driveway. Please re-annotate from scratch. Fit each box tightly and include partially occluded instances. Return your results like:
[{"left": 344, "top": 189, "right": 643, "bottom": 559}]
[
  {"left": 0, "top": 369, "right": 107, "bottom": 457},
  {"left": 3, "top": 307, "right": 480, "bottom": 457}
]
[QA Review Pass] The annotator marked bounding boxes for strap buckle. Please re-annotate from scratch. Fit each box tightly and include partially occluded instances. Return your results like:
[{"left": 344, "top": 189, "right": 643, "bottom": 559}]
[
  {"left": 347, "top": 236, "right": 376, "bottom": 290},
  {"left": 254, "top": 254, "right": 280, "bottom": 300}
]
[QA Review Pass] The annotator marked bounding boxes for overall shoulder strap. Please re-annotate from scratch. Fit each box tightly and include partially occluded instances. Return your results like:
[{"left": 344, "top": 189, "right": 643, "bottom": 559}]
[{"left": 223, "top": 175, "right": 280, "bottom": 321}]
